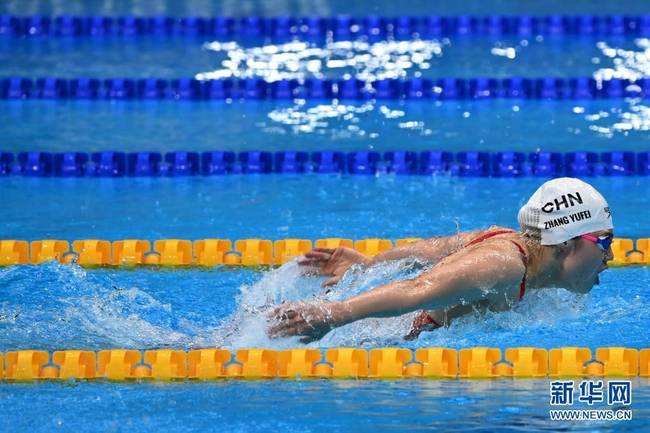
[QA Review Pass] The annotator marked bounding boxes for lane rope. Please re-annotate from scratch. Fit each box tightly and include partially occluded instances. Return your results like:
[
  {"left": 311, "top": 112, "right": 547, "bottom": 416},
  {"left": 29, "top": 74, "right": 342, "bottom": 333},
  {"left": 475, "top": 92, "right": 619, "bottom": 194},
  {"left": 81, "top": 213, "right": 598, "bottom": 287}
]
[
  {"left": 1, "top": 15, "right": 648, "bottom": 38},
  {"left": 1, "top": 76, "right": 648, "bottom": 100},
  {"left": 0, "top": 347, "right": 647, "bottom": 380},
  {"left": 0, "top": 237, "right": 647, "bottom": 267},
  {"left": 2, "top": 150, "right": 649, "bottom": 177}
]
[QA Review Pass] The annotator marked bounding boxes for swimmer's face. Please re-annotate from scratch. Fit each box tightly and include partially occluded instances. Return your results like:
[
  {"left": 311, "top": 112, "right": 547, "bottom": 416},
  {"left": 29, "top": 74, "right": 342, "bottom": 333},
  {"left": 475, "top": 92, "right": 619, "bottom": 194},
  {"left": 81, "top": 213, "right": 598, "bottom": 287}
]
[{"left": 560, "top": 230, "right": 614, "bottom": 294}]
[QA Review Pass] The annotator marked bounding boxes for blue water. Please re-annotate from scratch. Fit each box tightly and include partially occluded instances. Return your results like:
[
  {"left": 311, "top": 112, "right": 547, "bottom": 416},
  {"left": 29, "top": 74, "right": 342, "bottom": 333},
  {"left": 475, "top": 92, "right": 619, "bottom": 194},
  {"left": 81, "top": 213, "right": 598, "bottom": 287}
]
[
  {"left": 1, "top": 177, "right": 649, "bottom": 352},
  {"left": 3, "top": 99, "right": 650, "bottom": 153},
  {"left": 0, "top": 36, "right": 625, "bottom": 79},
  {"left": 1, "top": 175, "right": 648, "bottom": 431},
  {"left": 2, "top": 1, "right": 650, "bottom": 432},
  {"left": 1, "top": 177, "right": 648, "bottom": 240},
  {"left": 1, "top": 259, "right": 649, "bottom": 432},
  {"left": 1, "top": 380, "right": 649, "bottom": 433},
  {"left": 3, "top": 0, "right": 650, "bottom": 17},
  {"left": 1, "top": 257, "right": 649, "bottom": 351}
]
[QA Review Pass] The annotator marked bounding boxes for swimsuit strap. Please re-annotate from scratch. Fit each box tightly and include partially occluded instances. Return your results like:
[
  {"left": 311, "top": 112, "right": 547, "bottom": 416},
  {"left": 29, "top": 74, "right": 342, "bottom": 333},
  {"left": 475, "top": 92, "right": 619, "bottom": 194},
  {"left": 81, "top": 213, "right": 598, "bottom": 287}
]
[
  {"left": 464, "top": 229, "right": 528, "bottom": 300},
  {"left": 464, "top": 229, "right": 517, "bottom": 247},
  {"left": 508, "top": 240, "right": 528, "bottom": 300},
  {"left": 412, "top": 229, "right": 530, "bottom": 338}
]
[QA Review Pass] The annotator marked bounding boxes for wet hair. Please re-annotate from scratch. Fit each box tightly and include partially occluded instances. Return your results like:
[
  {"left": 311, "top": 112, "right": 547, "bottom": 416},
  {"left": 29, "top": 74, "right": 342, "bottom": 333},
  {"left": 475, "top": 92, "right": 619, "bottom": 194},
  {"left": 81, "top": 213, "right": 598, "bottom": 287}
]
[{"left": 520, "top": 224, "right": 542, "bottom": 243}]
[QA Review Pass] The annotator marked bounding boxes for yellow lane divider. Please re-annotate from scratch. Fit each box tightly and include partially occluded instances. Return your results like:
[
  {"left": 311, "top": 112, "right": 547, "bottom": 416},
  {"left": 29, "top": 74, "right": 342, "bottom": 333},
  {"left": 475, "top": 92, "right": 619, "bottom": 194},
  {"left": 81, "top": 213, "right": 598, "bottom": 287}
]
[
  {"left": 0, "top": 238, "right": 648, "bottom": 268},
  {"left": 1, "top": 347, "right": 648, "bottom": 381}
]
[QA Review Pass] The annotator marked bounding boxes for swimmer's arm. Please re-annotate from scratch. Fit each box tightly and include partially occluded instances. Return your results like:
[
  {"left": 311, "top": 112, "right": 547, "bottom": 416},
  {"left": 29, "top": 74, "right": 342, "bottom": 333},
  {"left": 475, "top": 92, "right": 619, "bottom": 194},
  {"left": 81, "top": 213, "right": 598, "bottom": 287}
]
[
  {"left": 429, "top": 303, "right": 477, "bottom": 327},
  {"left": 366, "top": 231, "right": 480, "bottom": 266},
  {"left": 406, "top": 303, "right": 486, "bottom": 340},
  {"left": 328, "top": 247, "right": 524, "bottom": 326}
]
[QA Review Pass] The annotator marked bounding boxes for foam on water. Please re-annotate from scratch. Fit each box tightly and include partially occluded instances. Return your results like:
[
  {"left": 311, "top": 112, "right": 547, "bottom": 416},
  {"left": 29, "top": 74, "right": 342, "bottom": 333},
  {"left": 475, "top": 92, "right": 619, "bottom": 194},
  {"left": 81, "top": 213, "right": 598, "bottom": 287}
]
[
  {"left": 212, "top": 259, "right": 428, "bottom": 349},
  {"left": 194, "top": 257, "right": 645, "bottom": 349},
  {"left": 0, "top": 263, "right": 192, "bottom": 350}
]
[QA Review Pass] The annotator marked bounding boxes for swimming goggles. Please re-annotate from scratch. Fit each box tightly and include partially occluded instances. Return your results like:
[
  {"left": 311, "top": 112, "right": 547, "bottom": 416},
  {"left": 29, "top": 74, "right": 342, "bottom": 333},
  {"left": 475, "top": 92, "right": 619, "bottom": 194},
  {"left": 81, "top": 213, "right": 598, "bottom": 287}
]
[{"left": 580, "top": 233, "right": 614, "bottom": 251}]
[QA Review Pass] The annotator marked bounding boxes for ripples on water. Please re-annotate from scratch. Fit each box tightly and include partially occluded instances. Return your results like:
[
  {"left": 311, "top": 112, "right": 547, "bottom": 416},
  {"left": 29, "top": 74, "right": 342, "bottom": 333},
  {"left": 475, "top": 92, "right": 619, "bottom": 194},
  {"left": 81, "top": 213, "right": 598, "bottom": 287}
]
[
  {"left": 262, "top": 100, "right": 433, "bottom": 137},
  {"left": 196, "top": 39, "right": 445, "bottom": 82},
  {"left": 195, "top": 39, "right": 445, "bottom": 137},
  {"left": 2, "top": 27, "right": 650, "bottom": 353},
  {"left": 581, "top": 37, "right": 650, "bottom": 137},
  {"left": 193, "top": 36, "right": 650, "bottom": 140}
]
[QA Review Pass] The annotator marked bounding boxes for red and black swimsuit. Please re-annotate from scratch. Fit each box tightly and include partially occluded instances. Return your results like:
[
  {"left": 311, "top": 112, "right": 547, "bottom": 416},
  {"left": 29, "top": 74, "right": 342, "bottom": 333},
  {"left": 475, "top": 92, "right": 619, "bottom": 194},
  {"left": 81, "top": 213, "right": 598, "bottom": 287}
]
[{"left": 407, "top": 229, "right": 528, "bottom": 337}]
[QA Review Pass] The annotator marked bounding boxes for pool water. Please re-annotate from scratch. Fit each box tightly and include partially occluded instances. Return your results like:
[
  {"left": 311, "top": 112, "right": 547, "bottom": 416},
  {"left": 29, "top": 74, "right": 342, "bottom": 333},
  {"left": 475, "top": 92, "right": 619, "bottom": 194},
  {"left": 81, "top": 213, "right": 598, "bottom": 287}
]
[
  {"left": 1, "top": 380, "right": 649, "bottom": 433},
  {"left": 3, "top": 99, "right": 650, "bottom": 152},
  {"left": 3, "top": 0, "right": 650, "bottom": 17},
  {"left": 1, "top": 251, "right": 649, "bottom": 351},
  {"left": 0, "top": 36, "right": 631, "bottom": 79},
  {"left": 1, "top": 176, "right": 649, "bottom": 240},
  {"left": 1, "top": 0, "right": 649, "bottom": 432},
  {"left": 1, "top": 176, "right": 648, "bottom": 432}
]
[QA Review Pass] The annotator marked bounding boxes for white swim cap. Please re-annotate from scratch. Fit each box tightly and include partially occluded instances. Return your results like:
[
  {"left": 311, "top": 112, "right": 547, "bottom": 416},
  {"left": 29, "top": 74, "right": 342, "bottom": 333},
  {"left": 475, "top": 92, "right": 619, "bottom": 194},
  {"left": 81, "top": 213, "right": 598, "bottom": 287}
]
[{"left": 518, "top": 178, "right": 613, "bottom": 245}]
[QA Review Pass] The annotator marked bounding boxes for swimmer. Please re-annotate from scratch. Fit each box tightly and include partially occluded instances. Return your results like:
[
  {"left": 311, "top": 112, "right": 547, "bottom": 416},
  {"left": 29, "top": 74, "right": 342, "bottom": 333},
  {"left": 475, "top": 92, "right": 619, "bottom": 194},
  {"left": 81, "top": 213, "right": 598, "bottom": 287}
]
[{"left": 267, "top": 178, "right": 614, "bottom": 343}]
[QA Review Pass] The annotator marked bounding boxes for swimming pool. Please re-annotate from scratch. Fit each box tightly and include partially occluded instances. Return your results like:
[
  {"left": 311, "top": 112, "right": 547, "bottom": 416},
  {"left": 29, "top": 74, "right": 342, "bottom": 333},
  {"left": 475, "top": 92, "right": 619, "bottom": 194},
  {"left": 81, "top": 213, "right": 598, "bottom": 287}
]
[{"left": 2, "top": 0, "right": 650, "bottom": 432}]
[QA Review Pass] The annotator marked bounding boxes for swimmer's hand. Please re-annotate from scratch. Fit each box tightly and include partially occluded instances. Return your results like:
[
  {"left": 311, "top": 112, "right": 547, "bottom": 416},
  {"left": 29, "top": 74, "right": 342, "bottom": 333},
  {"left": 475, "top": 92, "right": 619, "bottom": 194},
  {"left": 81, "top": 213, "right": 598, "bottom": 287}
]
[
  {"left": 267, "top": 302, "right": 341, "bottom": 343},
  {"left": 298, "top": 247, "right": 370, "bottom": 287},
  {"left": 404, "top": 310, "right": 444, "bottom": 341}
]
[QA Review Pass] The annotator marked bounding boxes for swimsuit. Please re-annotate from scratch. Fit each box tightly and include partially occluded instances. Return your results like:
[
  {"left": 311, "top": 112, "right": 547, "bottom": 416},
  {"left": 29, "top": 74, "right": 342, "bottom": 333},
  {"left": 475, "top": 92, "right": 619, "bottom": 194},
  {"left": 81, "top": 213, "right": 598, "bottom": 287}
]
[
  {"left": 413, "top": 229, "right": 528, "bottom": 331},
  {"left": 463, "top": 229, "right": 528, "bottom": 301}
]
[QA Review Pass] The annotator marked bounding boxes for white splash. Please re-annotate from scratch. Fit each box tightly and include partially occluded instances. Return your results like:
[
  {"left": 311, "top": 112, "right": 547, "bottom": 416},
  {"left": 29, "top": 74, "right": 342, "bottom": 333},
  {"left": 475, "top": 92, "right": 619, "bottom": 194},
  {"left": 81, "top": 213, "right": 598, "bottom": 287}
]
[
  {"left": 58, "top": 269, "right": 191, "bottom": 347},
  {"left": 211, "top": 259, "right": 428, "bottom": 349},
  {"left": 209, "top": 256, "right": 598, "bottom": 350}
]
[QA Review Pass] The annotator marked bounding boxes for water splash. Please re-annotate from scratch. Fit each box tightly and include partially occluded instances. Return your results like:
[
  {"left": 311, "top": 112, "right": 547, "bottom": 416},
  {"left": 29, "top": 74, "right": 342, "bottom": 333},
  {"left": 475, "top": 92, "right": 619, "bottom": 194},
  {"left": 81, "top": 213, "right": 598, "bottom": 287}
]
[
  {"left": 0, "top": 263, "right": 191, "bottom": 350},
  {"left": 1, "top": 260, "right": 645, "bottom": 351},
  {"left": 196, "top": 39, "right": 444, "bottom": 82},
  {"left": 212, "top": 259, "right": 427, "bottom": 349},
  {"left": 211, "top": 258, "right": 593, "bottom": 349}
]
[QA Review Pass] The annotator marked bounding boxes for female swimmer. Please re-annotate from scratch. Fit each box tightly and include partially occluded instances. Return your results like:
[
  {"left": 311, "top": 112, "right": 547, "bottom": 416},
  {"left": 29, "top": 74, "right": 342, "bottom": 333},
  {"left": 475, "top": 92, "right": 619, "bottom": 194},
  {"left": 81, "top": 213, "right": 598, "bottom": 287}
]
[{"left": 267, "top": 177, "right": 614, "bottom": 343}]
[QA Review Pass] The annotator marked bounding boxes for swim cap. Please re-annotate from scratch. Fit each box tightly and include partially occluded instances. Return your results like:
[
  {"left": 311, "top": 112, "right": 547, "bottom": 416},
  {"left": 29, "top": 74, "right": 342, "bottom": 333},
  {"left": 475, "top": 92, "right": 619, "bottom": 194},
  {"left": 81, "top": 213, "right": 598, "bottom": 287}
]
[{"left": 518, "top": 178, "right": 613, "bottom": 245}]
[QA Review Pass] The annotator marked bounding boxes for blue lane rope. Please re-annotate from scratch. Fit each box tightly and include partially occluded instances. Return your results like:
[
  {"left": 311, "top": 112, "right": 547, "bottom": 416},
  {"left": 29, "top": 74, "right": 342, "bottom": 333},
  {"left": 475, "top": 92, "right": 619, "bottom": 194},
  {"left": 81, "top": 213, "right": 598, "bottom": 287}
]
[
  {"left": 1, "top": 77, "right": 648, "bottom": 100},
  {"left": 1, "top": 15, "right": 649, "bottom": 38},
  {"left": 1, "top": 150, "right": 648, "bottom": 177}
]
